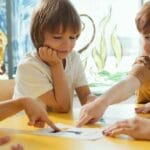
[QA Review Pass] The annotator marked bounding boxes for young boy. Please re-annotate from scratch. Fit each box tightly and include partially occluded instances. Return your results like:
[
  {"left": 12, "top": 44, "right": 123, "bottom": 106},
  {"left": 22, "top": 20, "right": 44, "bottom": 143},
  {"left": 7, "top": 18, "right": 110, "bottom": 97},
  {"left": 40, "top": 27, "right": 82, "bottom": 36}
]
[
  {"left": 13, "top": 0, "right": 96, "bottom": 112},
  {"left": 77, "top": 1, "right": 150, "bottom": 135},
  {"left": 0, "top": 97, "right": 59, "bottom": 149}
]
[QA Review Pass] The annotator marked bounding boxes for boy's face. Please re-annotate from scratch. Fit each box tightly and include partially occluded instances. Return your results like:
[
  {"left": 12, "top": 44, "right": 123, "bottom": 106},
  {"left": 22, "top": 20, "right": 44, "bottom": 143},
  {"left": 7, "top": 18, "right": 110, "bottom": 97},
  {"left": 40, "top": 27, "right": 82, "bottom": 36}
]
[
  {"left": 43, "top": 28, "right": 79, "bottom": 59},
  {"left": 142, "top": 33, "right": 150, "bottom": 56}
]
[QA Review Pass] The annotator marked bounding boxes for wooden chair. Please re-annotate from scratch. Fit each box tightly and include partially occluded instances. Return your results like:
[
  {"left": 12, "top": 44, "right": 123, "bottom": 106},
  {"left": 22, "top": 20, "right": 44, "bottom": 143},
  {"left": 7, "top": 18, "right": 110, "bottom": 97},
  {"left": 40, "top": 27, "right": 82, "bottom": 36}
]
[{"left": 0, "top": 79, "right": 15, "bottom": 100}]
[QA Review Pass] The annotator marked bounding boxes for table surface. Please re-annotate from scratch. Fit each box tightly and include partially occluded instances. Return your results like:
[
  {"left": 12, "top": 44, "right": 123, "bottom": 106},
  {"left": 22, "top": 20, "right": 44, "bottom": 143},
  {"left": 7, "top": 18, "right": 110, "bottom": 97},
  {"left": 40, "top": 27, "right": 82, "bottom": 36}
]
[{"left": 0, "top": 104, "right": 150, "bottom": 150}]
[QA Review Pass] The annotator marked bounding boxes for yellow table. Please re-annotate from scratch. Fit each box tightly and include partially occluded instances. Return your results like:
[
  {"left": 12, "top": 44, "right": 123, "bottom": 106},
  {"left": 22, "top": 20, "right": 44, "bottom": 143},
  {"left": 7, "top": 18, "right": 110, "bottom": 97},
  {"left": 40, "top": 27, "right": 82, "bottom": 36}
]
[{"left": 0, "top": 104, "right": 149, "bottom": 150}]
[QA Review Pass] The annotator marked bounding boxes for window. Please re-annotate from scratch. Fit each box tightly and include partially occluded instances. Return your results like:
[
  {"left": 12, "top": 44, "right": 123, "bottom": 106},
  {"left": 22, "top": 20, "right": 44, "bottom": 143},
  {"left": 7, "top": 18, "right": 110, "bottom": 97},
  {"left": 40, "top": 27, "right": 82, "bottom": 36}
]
[{"left": 0, "top": 0, "right": 143, "bottom": 94}]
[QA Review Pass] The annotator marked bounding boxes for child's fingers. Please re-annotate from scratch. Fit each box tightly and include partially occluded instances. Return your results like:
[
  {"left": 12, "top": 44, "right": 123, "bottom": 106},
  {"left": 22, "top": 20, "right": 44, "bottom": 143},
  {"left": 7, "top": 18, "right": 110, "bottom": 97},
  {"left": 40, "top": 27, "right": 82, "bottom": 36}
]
[
  {"left": 34, "top": 120, "right": 45, "bottom": 128},
  {"left": 135, "top": 107, "right": 145, "bottom": 113},
  {"left": 106, "top": 127, "right": 132, "bottom": 137},
  {"left": 103, "top": 120, "right": 131, "bottom": 135},
  {"left": 46, "top": 118, "right": 60, "bottom": 132},
  {"left": 135, "top": 106, "right": 150, "bottom": 113},
  {"left": 28, "top": 118, "right": 35, "bottom": 126},
  {"left": 88, "top": 118, "right": 99, "bottom": 124},
  {"left": 28, "top": 116, "right": 39, "bottom": 126},
  {"left": 76, "top": 114, "right": 91, "bottom": 127},
  {"left": 142, "top": 107, "right": 150, "bottom": 113},
  {"left": 28, "top": 115, "right": 59, "bottom": 131},
  {"left": 28, "top": 116, "right": 46, "bottom": 128},
  {"left": 0, "top": 136, "right": 11, "bottom": 145},
  {"left": 103, "top": 124, "right": 119, "bottom": 135},
  {"left": 11, "top": 144, "right": 24, "bottom": 150}
]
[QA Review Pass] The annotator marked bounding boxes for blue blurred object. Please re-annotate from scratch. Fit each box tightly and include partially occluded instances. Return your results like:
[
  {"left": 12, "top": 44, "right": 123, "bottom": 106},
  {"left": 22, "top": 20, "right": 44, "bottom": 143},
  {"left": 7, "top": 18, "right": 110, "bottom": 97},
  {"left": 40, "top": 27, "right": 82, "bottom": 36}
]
[
  {"left": 0, "top": 0, "right": 7, "bottom": 33},
  {"left": 0, "top": 0, "right": 38, "bottom": 77}
]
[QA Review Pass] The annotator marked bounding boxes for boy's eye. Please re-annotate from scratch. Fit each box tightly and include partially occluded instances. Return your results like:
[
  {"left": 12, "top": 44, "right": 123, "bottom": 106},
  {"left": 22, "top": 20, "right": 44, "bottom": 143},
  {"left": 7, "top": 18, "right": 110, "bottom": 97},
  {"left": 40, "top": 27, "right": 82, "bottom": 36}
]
[
  {"left": 70, "top": 36, "right": 77, "bottom": 40},
  {"left": 53, "top": 36, "right": 62, "bottom": 39},
  {"left": 144, "top": 35, "right": 150, "bottom": 39},
  {"left": 70, "top": 34, "right": 79, "bottom": 40}
]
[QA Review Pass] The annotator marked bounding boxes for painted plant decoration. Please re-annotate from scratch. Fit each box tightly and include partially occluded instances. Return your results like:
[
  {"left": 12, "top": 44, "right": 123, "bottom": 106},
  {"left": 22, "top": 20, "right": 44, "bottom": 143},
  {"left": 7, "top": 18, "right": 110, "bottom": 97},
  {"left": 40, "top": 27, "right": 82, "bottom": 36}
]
[
  {"left": 111, "top": 25, "right": 123, "bottom": 66},
  {"left": 92, "top": 7, "right": 123, "bottom": 72}
]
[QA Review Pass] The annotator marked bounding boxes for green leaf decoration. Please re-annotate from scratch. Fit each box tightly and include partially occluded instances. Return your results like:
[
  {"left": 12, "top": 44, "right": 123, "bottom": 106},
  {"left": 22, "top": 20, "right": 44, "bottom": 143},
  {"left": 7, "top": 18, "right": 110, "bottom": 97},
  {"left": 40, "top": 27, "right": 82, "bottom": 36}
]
[
  {"left": 111, "top": 25, "right": 123, "bottom": 65},
  {"left": 99, "top": 7, "right": 112, "bottom": 35},
  {"left": 99, "top": 35, "right": 107, "bottom": 69},
  {"left": 92, "top": 47, "right": 103, "bottom": 70},
  {"left": 92, "top": 8, "right": 111, "bottom": 71},
  {"left": 98, "top": 70, "right": 110, "bottom": 77}
]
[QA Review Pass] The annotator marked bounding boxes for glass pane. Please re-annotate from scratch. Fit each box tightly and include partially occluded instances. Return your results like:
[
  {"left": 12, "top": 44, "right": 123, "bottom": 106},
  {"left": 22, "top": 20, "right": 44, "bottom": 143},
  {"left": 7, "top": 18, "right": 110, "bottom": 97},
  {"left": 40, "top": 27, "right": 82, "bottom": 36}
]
[
  {"left": 10, "top": 0, "right": 37, "bottom": 74},
  {"left": 70, "top": 0, "right": 141, "bottom": 94},
  {"left": 3, "top": 0, "right": 142, "bottom": 93}
]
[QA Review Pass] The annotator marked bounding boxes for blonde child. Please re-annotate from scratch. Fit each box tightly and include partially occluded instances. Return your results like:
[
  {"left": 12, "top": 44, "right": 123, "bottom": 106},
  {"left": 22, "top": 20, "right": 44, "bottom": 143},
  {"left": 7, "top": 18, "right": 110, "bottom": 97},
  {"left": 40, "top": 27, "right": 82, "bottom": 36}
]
[
  {"left": 77, "top": 2, "right": 150, "bottom": 140},
  {"left": 13, "top": 0, "right": 96, "bottom": 113}
]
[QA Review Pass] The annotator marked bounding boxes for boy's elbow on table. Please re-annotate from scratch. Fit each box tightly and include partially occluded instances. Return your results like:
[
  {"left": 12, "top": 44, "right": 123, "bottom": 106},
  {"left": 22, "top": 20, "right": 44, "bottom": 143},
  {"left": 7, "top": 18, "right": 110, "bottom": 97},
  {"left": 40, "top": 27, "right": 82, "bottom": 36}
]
[
  {"left": 53, "top": 102, "right": 70, "bottom": 113},
  {"left": 54, "top": 105, "right": 70, "bottom": 113}
]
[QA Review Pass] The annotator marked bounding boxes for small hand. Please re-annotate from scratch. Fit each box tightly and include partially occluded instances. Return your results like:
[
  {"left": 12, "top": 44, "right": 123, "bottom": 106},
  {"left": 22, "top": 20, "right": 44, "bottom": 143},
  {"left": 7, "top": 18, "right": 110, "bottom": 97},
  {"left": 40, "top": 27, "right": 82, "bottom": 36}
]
[
  {"left": 134, "top": 56, "right": 150, "bottom": 68},
  {"left": 22, "top": 98, "right": 60, "bottom": 132},
  {"left": 11, "top": 144, "right": 24, "bottom": 150},
  {"left": 0, "top": 136, "right": 11, "bottom": 145},
  {"left": 39, "top": 47, "right": 61, "bottom": 66},
  {"left": 0, "top": 136, "right": 24, "bottom": 150},
  {"left": 135, "top": 102, "right": 150, "bottom": 113},
  {"left": 102, "top": 117, "right": 150, "bottom": 140},
  {"left": 76, "top": 100, "right": 105, "bottom": 127}
]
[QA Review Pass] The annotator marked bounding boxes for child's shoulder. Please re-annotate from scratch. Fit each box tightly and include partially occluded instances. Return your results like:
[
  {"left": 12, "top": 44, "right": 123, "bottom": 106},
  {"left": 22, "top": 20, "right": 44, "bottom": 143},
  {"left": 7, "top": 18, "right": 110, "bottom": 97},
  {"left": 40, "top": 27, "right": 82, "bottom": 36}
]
[{"left": 18, "top": 51, "right": 43, "bottom": 67}]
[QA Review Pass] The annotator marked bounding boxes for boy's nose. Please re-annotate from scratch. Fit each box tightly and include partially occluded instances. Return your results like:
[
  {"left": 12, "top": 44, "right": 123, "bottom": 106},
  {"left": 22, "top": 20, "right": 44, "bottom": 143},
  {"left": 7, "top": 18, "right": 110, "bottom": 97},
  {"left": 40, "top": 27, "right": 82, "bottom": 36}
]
[{"left": 60, "top": 41, "right": 72, "bottom": 51}]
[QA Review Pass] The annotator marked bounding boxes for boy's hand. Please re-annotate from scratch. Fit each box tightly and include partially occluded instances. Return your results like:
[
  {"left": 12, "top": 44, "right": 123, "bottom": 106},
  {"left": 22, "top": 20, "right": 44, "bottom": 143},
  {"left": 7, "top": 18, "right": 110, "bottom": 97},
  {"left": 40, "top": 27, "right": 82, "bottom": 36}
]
[{"left": 39, "top": 47, "right": 61, "bottom": 66}]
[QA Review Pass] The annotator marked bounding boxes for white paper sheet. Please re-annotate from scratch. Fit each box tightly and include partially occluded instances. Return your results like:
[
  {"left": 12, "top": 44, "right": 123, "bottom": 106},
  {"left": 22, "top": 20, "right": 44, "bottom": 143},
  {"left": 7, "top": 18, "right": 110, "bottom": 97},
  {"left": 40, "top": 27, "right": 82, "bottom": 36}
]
[{"left": 32, "top": 123, "right": 104, "bottom": 140}]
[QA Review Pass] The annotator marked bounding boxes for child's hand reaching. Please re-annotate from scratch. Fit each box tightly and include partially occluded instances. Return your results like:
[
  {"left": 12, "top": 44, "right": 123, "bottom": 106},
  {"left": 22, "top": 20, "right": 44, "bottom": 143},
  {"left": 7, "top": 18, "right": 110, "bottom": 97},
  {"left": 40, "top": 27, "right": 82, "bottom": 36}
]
[
  {"left": 39, "top": 47, "right": 61, "bottom": 66},
  {"left": 103, "top": 116, "right": 150, "bottom": 140},
  {"left": 21, "top": 98, "right": 59, "bottom": 131},
  {"left": 77, "top": 100, "right": 107, "bottom": 127}
]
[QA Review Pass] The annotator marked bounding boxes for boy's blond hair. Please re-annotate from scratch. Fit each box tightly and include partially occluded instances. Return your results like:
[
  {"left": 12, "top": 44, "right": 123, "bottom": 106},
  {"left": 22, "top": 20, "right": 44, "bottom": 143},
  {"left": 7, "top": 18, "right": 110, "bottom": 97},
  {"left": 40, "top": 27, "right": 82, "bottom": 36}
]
[
  {"left": 136, "top": 2, "right": 150, "bottom": 34},
  {"left": 30, "top": 0, "right": 81, "bottom": 50}
]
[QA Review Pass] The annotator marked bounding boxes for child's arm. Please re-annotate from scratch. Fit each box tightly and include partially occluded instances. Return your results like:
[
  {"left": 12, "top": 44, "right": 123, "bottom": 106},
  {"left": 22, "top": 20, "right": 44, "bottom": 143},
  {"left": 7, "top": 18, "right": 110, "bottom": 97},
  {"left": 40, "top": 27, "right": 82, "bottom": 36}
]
[
  {"left": 0, "top": 97, "right": 59, "bottom": 131},
  {"left": 0, "top": 98, "right": 25, "bottom": 120},
  {"left": 77, "top": 75, "right": 140, "bottom": 127},
  {"left": 75, "top": 85, "right": 96, "bottom": 105},
  {"left": 38, "top": 47, "right": 70, "bottom": 112}
]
